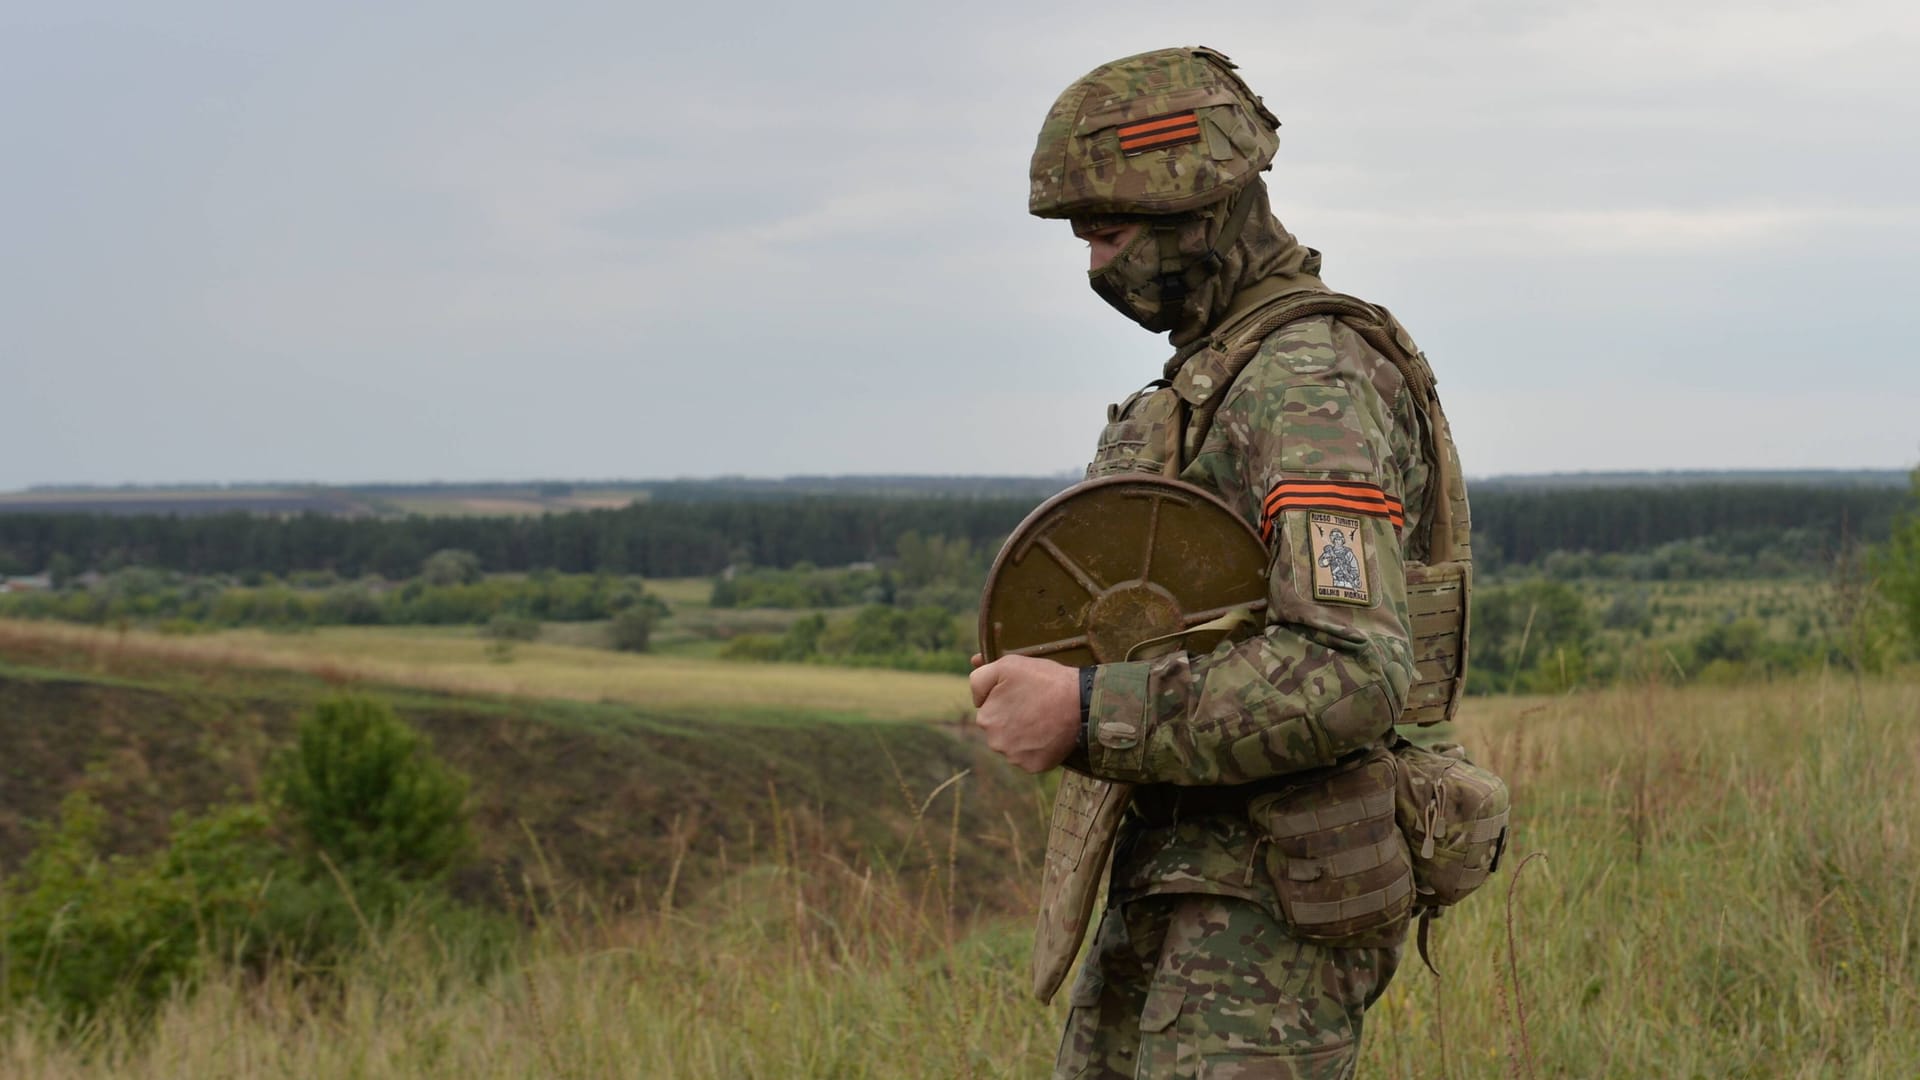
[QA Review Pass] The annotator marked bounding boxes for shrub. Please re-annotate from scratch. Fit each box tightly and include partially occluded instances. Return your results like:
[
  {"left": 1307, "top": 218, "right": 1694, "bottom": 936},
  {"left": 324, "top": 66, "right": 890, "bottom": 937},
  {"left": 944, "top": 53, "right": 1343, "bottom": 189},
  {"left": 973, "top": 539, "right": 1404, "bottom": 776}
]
[
  {"left": 719, "top": 632, "right": 786, "bottom": 661},
  {"left": 419, "top": 549, "right": 484, "bottom": 586},
  {"left": 269, "top": 696, "right": 471, "bottom": 883},
  {"left": 0, "top": 795, "right": 288, "bottom": 1022},
  {"left": 1467, "top": 579, "right": 1595, "bottom": 692},
  {"left": 485, "top": 614, "right": 541, "bottom": 643},
  {"left": 1874, "top": 468, "right": 1920, "bottom": 646},
  {"left": 3, "top": 699, "right": 491, "bottom": 1026},
  {"left": 608, "top": 607, "right": 656, "bottom": 653}
]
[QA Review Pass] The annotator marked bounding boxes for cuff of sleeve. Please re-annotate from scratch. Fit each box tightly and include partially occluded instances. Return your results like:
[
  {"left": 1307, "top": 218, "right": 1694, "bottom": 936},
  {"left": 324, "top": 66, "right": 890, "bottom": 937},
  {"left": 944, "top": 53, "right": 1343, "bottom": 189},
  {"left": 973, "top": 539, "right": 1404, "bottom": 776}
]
[{"left": 1085, "top": 660, "right": 1153, "bottom": 780}]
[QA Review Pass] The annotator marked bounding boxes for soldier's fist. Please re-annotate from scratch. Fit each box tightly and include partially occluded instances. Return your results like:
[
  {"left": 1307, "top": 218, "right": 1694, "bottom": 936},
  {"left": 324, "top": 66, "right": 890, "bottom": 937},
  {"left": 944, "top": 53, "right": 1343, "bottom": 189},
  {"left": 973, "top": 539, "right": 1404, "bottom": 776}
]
[{"left": 969, "top": 655, "right": 1080, "bottom": 774}]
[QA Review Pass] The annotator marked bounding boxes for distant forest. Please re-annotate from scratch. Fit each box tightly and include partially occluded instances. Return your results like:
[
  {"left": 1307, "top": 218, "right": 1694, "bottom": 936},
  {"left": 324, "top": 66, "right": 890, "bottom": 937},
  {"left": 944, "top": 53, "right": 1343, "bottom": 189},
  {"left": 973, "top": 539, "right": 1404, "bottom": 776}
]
[
  {"left": 1469, "top": 484, "right": 1905, "bottom": 565},
  {"left": 0, "top": 482, "right": 1909, "bottom": 580},
  {"left": 0, "top": 499, "right": 1032, "bottom": 579}
]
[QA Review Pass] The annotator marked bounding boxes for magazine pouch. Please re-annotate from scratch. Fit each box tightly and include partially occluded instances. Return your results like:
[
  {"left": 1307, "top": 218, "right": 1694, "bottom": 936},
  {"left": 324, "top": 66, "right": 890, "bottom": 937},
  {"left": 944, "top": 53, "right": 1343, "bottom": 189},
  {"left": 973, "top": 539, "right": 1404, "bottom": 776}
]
[{"left": 1247, "top": 745, "right": 1414, "bottom": 943}]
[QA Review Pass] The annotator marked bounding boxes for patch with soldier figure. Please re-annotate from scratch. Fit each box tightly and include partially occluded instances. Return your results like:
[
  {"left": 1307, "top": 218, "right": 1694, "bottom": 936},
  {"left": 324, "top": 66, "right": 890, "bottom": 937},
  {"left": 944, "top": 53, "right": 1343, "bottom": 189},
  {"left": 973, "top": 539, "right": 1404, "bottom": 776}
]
[
  {"left": 1309, "top": 511, "right": 1371, "bottom": 604},
  {"left": 1259, "top": 477, "right": 1399, "bottom": 606}
]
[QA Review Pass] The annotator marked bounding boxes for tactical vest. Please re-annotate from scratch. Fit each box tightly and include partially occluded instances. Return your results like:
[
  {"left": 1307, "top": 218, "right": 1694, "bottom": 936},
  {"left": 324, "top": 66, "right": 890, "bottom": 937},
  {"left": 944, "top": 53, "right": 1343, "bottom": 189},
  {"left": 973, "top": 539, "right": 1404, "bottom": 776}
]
[
  {"left": 1029, "top": 290, "right": 1478, "bottom": 1003},
  {"left": 1088, "top": 290, "right": 1473, "bottom": 728}
]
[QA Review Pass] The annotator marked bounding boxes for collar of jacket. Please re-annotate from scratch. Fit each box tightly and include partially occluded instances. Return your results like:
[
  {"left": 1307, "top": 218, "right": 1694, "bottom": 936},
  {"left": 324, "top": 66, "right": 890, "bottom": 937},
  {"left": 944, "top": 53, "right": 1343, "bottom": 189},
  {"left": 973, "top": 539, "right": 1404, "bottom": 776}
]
[{"left": 1163, "top": 257, "right": 1329, "bottom": 407}]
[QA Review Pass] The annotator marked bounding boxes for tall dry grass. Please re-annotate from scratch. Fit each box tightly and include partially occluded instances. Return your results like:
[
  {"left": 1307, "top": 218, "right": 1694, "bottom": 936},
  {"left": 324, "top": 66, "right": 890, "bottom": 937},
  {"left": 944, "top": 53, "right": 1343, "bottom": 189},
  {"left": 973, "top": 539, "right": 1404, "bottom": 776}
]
[
  {"left": 4, "top": 672, "right": 1917, "bottom": 1077},
  {"left": 2, "top": 756, "right": 1057, "bottom": 1079},
  {"left": 1367, "top": 671, "right": 1920, "bottom": 1078}
]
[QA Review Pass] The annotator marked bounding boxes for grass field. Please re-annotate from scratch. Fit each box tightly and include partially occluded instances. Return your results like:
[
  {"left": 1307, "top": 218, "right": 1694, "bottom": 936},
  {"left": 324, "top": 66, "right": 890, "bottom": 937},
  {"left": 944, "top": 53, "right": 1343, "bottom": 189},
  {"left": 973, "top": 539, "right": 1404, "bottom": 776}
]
[
  {"left": 0, "top": 619, "right": 971, "bottom": 723},
  {"left": 4, "top": 660, "right": 1917, "bottom": 1077},
  {"left": 645, "top": 577, "right": 720, "bottom": 609}
]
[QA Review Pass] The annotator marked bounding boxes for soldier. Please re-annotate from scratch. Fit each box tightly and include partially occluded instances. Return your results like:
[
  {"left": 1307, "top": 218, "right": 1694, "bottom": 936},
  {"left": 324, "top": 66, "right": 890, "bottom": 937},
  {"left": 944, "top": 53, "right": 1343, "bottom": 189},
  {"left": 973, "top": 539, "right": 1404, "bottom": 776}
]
[
  {"left": 970, "top": 46, "right": 1472, "bottom": 1078},
  {"left": 1319, "top": 529, "right": 1362, "bottom": 592}
]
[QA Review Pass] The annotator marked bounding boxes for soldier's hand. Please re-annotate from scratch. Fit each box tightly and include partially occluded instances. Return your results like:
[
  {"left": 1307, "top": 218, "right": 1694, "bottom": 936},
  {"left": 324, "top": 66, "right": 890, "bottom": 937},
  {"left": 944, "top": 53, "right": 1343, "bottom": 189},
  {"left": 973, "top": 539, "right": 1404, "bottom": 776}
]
[{"left": 969, "top": 656, "right": 1079, "bottom": 773}]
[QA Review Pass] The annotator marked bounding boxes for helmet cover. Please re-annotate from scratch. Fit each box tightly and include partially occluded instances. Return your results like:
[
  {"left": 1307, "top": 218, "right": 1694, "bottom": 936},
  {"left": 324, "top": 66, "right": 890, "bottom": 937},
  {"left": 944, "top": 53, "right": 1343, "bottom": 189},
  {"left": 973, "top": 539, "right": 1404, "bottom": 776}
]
[{"left": 1029, "top": 46, "right": 1281, "bottom": 220}]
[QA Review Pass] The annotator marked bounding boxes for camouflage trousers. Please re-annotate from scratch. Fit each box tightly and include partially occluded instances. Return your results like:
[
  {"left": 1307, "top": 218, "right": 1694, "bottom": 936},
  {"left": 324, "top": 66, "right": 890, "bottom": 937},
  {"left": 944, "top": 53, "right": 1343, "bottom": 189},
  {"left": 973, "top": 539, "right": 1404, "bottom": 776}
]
[{"left": 1053, "top": 893, "right": 1399, "bottom": 1079}]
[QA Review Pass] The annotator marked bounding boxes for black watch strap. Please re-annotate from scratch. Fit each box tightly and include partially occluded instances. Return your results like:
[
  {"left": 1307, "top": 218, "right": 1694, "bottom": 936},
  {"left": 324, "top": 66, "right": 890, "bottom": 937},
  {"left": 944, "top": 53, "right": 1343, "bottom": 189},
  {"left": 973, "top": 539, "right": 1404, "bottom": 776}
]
[{"left": 1077, "top": 666, "right": 1096, "bottom": 750}]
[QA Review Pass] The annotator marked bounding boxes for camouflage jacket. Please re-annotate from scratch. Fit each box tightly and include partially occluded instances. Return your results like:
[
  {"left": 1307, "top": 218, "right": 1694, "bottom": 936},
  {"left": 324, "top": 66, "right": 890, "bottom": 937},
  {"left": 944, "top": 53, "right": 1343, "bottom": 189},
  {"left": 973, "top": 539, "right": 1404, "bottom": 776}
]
[{"left": 1084, "top": 293, "right": 1430, "bottom": 915}]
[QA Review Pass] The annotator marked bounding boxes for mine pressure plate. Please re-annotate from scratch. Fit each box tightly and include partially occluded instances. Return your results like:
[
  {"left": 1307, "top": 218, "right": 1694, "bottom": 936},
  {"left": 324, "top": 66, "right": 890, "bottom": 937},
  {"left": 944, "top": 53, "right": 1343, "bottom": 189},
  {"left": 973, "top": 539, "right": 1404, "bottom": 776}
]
[{"left": 979, "top": 475, "right": 1269, "bottom": 666}]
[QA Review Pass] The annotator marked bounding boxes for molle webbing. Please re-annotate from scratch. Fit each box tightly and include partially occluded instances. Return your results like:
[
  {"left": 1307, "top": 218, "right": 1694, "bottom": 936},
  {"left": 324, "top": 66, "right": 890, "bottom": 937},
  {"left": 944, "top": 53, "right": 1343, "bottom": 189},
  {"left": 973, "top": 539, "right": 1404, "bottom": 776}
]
[
  {"left": 1402, "top": 560, "right": 1471, "bottom": 727},
  {"left": 1248, "top": 746, "right": 1415, "bottom": 941}
]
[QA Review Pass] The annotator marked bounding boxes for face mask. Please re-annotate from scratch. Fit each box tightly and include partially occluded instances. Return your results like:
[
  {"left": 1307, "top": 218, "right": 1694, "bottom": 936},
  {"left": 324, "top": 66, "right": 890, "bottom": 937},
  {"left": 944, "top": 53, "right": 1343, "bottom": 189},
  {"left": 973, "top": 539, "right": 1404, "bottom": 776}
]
[
  {"left": 1088, "top": 224, "right": 1184, "bottom": 333},
  {"left": 1086, "top": 189, "right": 1255, "bottom": 336}
]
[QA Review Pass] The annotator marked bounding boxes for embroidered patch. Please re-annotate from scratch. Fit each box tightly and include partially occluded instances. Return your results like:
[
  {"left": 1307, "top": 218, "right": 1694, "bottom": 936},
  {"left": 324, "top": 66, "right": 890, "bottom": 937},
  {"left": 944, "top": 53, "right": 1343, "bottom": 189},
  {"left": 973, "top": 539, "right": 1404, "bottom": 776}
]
[
  {"left": 1308, "top": 511, "right": 1372, "bottom": 606},
  {"left": 1260, "top": 479, "right": 1403, "bottom": 542},
  {"left": 1116, "top": 112, "right": 1201, "bottom": 155}
]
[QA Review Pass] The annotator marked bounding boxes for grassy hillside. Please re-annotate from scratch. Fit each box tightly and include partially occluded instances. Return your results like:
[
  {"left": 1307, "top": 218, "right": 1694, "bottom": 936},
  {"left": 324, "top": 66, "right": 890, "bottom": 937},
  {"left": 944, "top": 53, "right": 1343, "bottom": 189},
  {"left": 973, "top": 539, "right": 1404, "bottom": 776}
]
[{"left": 0, "top": 622, "right": 1036, "bottom": 914}]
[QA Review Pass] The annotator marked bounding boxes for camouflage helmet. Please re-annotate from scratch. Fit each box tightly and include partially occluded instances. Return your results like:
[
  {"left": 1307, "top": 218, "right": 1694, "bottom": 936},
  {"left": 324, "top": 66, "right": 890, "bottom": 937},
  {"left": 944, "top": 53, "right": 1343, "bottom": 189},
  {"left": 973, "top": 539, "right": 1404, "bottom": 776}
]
[{"left": 1029, "top": 46, "right": 1281, "bottom": 220}]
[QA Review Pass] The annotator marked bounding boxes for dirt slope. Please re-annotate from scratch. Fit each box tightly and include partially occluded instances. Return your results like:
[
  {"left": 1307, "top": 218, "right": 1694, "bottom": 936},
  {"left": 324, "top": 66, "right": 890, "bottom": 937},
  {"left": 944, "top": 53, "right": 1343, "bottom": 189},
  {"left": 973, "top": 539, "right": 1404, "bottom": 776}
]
[{"left": 0, "top": 643, "right": 1044, "bottom": 914}]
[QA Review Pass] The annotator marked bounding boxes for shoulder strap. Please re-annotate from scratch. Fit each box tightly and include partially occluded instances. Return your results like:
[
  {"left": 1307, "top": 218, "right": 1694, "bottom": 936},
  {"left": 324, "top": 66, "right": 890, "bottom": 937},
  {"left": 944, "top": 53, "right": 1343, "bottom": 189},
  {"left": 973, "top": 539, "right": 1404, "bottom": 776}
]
[{"left": 1181, "top": 292, "right": 1465, "bottom": 564}]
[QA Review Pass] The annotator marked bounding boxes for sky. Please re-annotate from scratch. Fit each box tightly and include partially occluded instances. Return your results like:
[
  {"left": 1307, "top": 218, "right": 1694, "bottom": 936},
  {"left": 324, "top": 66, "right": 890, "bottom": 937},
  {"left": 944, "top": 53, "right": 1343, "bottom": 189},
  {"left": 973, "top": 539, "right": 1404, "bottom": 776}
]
[{"left": 2, "top": 0, "right": 1916, "bottom": 489}]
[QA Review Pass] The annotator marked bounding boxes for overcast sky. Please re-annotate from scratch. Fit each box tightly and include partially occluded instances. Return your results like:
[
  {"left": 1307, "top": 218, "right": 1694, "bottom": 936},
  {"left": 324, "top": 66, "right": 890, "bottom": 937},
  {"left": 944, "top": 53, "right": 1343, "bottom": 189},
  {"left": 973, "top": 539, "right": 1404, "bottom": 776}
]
[{"left": 3, "top": 0, "right": 1916, "bottom": 489}]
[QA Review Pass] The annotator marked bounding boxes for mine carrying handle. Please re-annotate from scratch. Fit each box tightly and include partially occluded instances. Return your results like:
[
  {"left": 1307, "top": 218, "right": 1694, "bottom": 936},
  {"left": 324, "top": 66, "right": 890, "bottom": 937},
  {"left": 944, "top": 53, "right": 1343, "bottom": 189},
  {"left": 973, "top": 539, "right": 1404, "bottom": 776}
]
[{"left": 1123, "top": 605, "right": 1262, "bottom": 662}]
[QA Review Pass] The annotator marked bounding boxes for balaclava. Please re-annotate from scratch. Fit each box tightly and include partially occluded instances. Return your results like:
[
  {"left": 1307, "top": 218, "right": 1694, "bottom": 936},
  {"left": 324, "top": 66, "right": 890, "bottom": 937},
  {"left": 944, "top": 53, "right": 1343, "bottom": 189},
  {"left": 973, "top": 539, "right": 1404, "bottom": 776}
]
[{"left": 1083, "top": 178, "right": 1322, "bottom": 347}]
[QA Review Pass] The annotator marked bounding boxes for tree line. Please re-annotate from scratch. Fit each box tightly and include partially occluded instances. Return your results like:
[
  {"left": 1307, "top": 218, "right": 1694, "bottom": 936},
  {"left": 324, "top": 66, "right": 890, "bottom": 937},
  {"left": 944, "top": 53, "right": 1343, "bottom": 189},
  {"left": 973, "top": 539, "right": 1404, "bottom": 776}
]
[
  {"left": 1471, "top": 483, "right": 1902, "bottom": 568},
  {"left": 0, "top": 483, "right": 1907, "bottom": 580},
  {"left": 0, "top": 499, "right": 1035, "bottom": 580}
]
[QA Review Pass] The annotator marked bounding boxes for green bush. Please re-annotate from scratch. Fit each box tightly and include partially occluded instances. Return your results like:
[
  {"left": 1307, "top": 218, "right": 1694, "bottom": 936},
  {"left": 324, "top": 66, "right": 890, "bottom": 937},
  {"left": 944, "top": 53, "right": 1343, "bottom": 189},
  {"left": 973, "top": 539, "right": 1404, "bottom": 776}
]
[
  {"left": 1874, "top": 468, "right": 1920, "bottom": 646},
  {"left": 1467, "top": 579, "right": 1595, "bottom": 693},
  {"left": 270, "top": 697, "right": 471, "bottom": 883},
  {"left": 0, "top": 796, "right": 296, "bottom": 1022},
  {"left": 2, "top": 698, "right": 494, "bottom": 1026},
  {"left": 718, "top": 608, "right": 969, "bottom": 672},
  {"left": 718, "top": 632, "right": 781, "bottom": 660},
  {"left": 484, "top": 613, "right": 541, "bottom": 643},
  {"left": 420, "top": 549, "right": 484, "bottom": 586},
  {"left": 608, "top": 606, "right": 656, "bottom": 652},
  {"left": 2, "top": 793, "right": 201, "bottom": 1021}
]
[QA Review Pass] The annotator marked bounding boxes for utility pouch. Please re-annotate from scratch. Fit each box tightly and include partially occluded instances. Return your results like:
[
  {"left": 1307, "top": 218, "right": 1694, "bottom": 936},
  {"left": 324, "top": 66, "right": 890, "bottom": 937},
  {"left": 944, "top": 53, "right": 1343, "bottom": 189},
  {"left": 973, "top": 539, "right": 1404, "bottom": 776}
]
[
  {"left": 1247, "top": 746, "right": 1414, "bottom": 943},
  {"left": 1391, "top": 739, "right": 1509, "bottom": 907}
]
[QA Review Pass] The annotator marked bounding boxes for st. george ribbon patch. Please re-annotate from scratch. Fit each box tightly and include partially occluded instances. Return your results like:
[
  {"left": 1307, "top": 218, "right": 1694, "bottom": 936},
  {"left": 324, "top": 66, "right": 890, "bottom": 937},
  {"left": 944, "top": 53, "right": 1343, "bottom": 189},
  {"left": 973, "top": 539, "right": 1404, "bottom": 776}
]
[
  {"left": 1261, "top": 478, "right": 1404, "bottom": 542},
  {"left": 1116, "top": 112, "right": 1201, "bottom": 155},
  {"left": 1308, "top": 511, "right": 1371, "bottom": 605}
]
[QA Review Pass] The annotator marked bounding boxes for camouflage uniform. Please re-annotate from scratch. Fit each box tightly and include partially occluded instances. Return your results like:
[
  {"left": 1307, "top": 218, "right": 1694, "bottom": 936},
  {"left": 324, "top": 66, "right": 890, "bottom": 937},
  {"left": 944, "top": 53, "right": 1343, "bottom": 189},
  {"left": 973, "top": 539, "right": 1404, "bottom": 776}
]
[{"left": 1031, "top": 47, "right": 1435, "bottom": 1079}]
